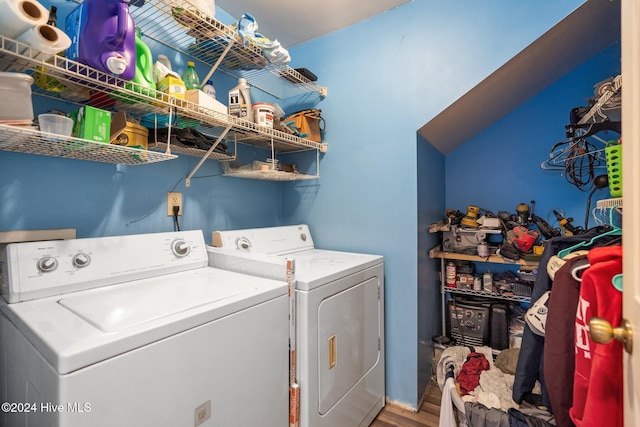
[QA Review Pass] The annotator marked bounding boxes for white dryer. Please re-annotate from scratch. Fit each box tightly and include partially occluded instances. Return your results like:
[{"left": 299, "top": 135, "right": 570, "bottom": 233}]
[
  {"left": 0, "top": 230, "right": 288, "bottom": 427},
  {"left": 210, "top": 224, "right": 385, "bottom": 427}
]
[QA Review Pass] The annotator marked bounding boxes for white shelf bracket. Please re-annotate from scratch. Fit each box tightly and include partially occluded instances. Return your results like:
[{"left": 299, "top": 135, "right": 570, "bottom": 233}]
[
  {"left": 201, "top": 38, "right": 236, "bottom": 85},
  {"left": 185, "top": 124, "right": 233, "bottom": 187}
]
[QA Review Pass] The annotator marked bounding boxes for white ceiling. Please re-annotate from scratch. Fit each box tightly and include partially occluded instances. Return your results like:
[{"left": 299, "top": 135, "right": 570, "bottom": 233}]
[{"left": 215, "top": 0, "right": 412, "bottom": 47}]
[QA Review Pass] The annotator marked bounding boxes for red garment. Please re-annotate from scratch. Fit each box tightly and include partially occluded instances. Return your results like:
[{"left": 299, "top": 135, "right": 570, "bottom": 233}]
[
  {"left": 569, "top": 246, "right": 623, "bottom": 427},
  {"left": 456, "top": 352, "right": 490, "bottom": 395}
]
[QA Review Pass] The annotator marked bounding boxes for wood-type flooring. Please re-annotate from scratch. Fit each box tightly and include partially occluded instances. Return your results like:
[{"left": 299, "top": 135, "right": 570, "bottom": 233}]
[{"left": 370, "top": 382, "right": 443, "bottom": 427}]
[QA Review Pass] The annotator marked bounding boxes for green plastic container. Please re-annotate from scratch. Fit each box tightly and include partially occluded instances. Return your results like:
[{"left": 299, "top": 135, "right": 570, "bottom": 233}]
[{"left": 605, "top": 140, "right": 622, "bottom": 197}]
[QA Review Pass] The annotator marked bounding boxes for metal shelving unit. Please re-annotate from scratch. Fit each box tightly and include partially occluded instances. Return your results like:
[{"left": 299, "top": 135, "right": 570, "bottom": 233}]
[
  {"left": 0, "top": 27, "right": 326, "bottom": 174},
  {"left": 578, "top": 74, "right": 621, "bottom": 125},
  {"left": 429, "top": 245, "right": 537, "bottom": 337},
  {"left": 441, "top": 287, "right": 532, "bottom": 304},
  {"left": 221, "top": 169, "right": 319, "bottom": 181},
  {"left": 129, "top": 0, "right": 327, "bottom": 99},
  {"left": 0, "top": 124, "right": 175, "bottom": 165}
]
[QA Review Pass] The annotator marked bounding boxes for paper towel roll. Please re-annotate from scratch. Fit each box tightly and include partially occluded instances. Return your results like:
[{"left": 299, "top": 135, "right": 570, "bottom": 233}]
[
  {"left": 15, "top": 24, "right": 70, "bottom": 55},
  {"left": 15, "top": 24, "right": 59, "bottom": 54},
  {"left": 48, "top": 25, "right": 71, "bottom": 52},
  {"left": 0, "top": 0, "right": 48, "bottom": 39}
]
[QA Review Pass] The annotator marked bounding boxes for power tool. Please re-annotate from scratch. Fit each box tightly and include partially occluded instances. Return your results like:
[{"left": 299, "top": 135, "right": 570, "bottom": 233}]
[
  {"left": 553, "top": 210, "right": 584, "bottom": 236},
  {"left": 460, "top": 205, "right": 480, "bottom": 228},
  {"left": 531, "top": 214, "right": 560, "bottom": 239},
  {"left": 516, "top": 203, "right": 530, "bottom": 225}
]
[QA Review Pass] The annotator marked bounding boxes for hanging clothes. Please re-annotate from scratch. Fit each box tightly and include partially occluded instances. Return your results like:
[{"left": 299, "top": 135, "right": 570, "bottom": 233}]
[
  {"left": 512, "top": 226, "right": 619, "bottom": 409},
  {"left": 570, "top": 245, "right": 623, "bottom": 427},
  {"left": 543, "top": 254, "right": 587, "bottom": 427}
]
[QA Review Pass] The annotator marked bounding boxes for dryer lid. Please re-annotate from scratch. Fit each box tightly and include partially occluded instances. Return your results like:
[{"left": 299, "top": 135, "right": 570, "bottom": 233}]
[{"left": 292, "top": 249, "right": 383, "bottom": 291}]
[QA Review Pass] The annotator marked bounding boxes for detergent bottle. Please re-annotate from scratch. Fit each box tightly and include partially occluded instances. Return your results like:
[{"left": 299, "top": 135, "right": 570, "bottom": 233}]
[
  {"left": 202, "top": 80, "right": 216, "bottom": 98},
  {"left": 228, "top": 78, "right": 251, "bottom": 119},
  {"left": 130, "top": 27, "right": 156, "bottom": 94},
  {"left": 66, "top": 0, "right": 137, "bottom": 80}
]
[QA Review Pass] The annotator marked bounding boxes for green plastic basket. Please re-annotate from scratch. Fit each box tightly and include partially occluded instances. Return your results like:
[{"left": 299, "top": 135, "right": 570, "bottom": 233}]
[{"left": 605, "top": 141, "right": 622, "bottom": 197}]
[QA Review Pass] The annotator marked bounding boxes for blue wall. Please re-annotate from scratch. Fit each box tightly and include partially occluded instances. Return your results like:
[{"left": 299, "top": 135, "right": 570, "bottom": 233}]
[
  {"left": 282, "top": 0, "right": 584, "bottom": 407},
  {"left": 0, "top": 2, "right": 286, "bottom": 239},
  {"left": 446, "top": 44, "right": 621, "bottom": 227},
  {"left": 1, "top": 0, "right": 603, "bottom": 411},
  {"left": 417, "top": 137, "right": 445, "bottom": 398}
]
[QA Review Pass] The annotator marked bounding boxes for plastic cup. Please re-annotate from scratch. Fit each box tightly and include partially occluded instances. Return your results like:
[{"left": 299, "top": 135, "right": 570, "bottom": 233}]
[{"left": 38, "top": 114, "right": 74, "bottom": 136}]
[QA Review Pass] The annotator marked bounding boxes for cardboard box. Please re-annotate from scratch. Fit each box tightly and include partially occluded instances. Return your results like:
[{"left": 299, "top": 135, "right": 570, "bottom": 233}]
[
  {"left": 185, "top": 89, "right": 227, "bottom": 115},
  {"left": 70, "top": 106, "right": 111, "bottom": 143},
  {"left": 457, "top": 273, "right": 474, "bottom": 288},
  {"left": 157, "top": 76, "right": 186, "bottom": 100}
]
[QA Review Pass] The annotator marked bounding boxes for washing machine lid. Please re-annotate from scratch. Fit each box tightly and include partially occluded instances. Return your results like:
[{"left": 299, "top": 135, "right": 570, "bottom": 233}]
[
  {"left": 291, "top": 249, "right": 383, "bottom": 291},
  {"left": 1, "top": 267, "right": 286, "bottom": 374}
]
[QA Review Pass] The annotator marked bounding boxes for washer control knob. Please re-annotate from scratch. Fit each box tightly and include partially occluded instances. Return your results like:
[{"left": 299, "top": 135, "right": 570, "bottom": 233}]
[
  {"left": 72, "top": 253, "right": 91, "bottom": 268},
  {"left": 172, "top": 239, "right": 190, "bottom": 257},
  {"left": 37, "top": 257, "right": 58, "bottom": 273}
]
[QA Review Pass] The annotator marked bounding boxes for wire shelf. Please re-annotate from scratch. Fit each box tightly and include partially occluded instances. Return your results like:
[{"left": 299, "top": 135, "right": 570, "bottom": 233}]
[
  {"left": 129, "top": 0, "right": 325, "bottom": 99},
  {"left": 0, "top": 124, "right": 176, "bottom": 165},
  {"left": 578, "top": 75, "right": 622, "bottom": 125},
  {"left": 149, "top": 141, "right": 233, "bottom": 160},
  {"left": 596, "top": 197, "right": 623, "bottom": 209},
  {"left": 0, "top": 34, "right": 325, "bottom": 167},
  {"left": 222, "top": 169, "right": 319, "bottom": 181},
  {"left": 443, "top": 287, "right": 531, "bottom": 303}
]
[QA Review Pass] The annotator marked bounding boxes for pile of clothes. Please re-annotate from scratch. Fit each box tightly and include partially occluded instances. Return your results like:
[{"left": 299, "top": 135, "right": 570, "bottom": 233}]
[{"left": 437, "top": 345, "right": 555, "bottom": 427}]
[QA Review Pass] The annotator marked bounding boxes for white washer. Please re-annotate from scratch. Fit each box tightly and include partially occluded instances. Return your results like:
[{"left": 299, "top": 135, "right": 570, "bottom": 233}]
[
  {"left": 0, "top": 230, "right": 288, "bottom": 427},
  {"left": 210, "top": 224, "right": 385, "bottom": 427}
]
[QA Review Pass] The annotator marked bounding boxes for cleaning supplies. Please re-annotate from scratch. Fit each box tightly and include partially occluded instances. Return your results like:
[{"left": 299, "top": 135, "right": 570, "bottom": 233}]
[
  {"left": 129, "top": 27, "right": 156, "bottom": 94},
  {"left": 202, "top": 80, "right": 216, "bottom": 98},
  {"left": 181, "top": 61, "right": 200, "bottom": 90},
  {"left": 252, "top": 103, "right": 274, "bottom": 128},
  {"left": 153, "top": 54, "right": 180, "bottom": 82},
  {"left": 66, "top": 0, "right": 136, "bottom": 79},
  {"left": 153, "top": 54, "right": 185, "bottom": 99},
  {"left": 228, "top": 78, "right": 251, "bottom": 119}
]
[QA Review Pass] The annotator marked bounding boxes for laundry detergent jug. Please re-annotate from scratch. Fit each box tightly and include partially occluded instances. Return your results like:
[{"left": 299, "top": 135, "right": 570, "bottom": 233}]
[
  {"left": 129, "top": 26, "right": 156, "bottom": 93},
  {"left": 65, "top": 0, "right": 136, "bottom": 79}
]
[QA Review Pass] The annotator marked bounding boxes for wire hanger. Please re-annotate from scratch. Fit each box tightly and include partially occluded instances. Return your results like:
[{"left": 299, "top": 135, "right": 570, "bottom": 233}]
[{"left": 557, "top": 206, "right": 622, "bottom": 258}]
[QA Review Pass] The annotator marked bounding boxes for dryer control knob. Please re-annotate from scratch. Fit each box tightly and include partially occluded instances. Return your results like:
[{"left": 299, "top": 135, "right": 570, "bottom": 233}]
[
  {"left": 236, "top": 237, "right": 251, "bottom": 251},
  {"left": 72, "top": 253, "right": 91, "bottom": 268},
  {"left": 37, "top": 256, "right": 58, "bottom": 272},
  {"left": 172, "top": 239, "right": 190, "bottom": 257}
]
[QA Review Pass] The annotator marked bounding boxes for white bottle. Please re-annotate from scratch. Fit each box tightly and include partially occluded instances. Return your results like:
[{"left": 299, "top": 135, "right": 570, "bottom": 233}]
[
  {"left": 157, "top": 54, "right": 172, "bottom": 71},
  {"left": 228, "top": 78, "right": 251, "bottom": 119},
  {"left": 202, "top": 80, "right": 216, "bottom": 99},
  {"left": 153, "top": 54, "right": 179, "bottom": 83}
]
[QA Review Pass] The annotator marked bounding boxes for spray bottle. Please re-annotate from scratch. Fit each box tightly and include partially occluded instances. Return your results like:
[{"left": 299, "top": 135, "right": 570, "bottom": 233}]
[{"left": 228, "top": 78, "right": 251, "bottom": 119}]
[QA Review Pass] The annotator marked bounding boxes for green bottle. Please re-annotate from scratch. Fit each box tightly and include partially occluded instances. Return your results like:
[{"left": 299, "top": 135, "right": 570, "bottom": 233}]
[
  {"left": 182, "top": 61, "right": 201, "bottom": 90},
  {"left": 131, "top": 27, "right": 156, "bottom": 95}
]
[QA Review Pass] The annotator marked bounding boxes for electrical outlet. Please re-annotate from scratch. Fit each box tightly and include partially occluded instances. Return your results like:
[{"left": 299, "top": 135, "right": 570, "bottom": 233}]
[{"left": 167, "top": 192, "right": 182, "bottom": 216}]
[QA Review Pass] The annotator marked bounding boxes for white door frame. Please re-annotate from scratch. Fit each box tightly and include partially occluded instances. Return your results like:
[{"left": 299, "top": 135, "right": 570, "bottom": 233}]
[{"left": 621, "top": 1, "right": 639, "bottom": 425}]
